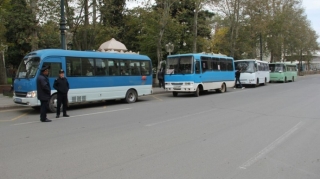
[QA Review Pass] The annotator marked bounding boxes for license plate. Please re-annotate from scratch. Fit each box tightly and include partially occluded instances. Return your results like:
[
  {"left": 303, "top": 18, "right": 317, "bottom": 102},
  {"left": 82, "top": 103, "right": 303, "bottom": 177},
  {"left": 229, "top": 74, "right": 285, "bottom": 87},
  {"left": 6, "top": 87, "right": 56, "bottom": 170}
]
[{"left": 14, "top": 98, "right": 22, "bottom": 103}]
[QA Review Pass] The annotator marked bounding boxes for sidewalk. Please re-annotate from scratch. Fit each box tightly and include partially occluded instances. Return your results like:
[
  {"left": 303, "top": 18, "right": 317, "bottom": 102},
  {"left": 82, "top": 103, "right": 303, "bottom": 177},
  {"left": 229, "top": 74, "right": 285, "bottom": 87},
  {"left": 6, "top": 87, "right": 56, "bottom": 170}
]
[{"left": 0, "top": 88, "right": 168, "bottom": 110}]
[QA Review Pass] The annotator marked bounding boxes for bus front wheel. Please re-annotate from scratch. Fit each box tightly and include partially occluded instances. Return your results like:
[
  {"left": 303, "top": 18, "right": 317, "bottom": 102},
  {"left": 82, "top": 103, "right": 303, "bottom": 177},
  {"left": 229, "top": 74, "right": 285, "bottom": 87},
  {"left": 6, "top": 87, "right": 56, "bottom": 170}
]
[
  {"left": 255, "top": 79, "right": 259, "bottom": 87},
  {"left": 194, "top": 87, "right": 200, "bottom": 97},
  {"left": 125, "top": 89, "right": 137, "bottom": 103},
  {"left": 173, "top": 92, "right": 178, "bottom": 97},
  {"left": 48, "top": 94, "right": 60, "bottom": 113}
]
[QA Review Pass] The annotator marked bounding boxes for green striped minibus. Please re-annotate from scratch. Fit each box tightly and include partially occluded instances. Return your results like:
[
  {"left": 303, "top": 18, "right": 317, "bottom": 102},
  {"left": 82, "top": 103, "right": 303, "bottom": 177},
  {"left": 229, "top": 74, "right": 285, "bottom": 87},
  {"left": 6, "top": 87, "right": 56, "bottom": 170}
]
[{"left": 269, "top": 62, "right": 297, "bottom": 83}]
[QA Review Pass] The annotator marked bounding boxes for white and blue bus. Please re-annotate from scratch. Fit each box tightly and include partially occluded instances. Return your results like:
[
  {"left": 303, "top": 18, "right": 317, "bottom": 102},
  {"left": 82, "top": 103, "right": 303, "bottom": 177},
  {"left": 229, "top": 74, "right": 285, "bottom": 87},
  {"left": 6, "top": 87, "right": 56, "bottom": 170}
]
[
  {"left": 13, "top": 49, "right": 153, "bottom": 112},
  {"left": 165, "top": 53, "right": 235, "bottom": 97},
  {"left": 234, "top": 59, "right": 270, "bottom": 87}
]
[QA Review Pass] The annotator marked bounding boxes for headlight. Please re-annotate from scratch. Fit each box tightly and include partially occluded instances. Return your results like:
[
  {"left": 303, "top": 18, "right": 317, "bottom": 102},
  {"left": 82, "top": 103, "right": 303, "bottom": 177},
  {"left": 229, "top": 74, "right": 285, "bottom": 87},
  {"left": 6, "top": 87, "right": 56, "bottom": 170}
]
[
  {"left": 26, "top": 91, "right": 37, "bottom": 98},
  {"left": 185, "top": 82, "right": 192, "bottom": 85},
  {"left": 249, "top": 79, "right": 255, "bottom": 81}
]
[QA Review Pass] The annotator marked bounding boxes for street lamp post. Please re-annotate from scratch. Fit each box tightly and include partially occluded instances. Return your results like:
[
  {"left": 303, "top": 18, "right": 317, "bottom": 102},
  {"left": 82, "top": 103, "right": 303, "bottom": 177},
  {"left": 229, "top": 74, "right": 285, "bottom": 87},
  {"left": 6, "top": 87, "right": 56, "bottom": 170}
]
[
  {"left": 165, "top": 42, "right": 174, "bottom": 55},
  {"left": 60, "top": 0, "right": 67, "bottom": 50}
]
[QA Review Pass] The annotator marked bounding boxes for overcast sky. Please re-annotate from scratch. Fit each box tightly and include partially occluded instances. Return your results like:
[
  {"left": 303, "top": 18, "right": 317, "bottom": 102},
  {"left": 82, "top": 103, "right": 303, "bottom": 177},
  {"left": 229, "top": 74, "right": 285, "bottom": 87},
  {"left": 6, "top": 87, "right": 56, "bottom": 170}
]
[{"left": 302, "top": 0, "right": 320, "bottom": 42}]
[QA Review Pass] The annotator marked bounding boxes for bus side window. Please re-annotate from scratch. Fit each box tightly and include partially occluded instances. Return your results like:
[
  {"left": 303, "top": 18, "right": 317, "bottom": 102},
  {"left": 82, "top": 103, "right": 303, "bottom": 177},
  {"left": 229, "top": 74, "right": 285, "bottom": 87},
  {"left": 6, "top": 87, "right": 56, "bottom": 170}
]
[
  {"left": 42, "top": 62, "right": 62, "bottom": 78},
  {"left": 140, "top": 61, "right": 150, "bottom": 76},
  {"left": 219, "top": 58, "right": 227, "bottom": 71}
]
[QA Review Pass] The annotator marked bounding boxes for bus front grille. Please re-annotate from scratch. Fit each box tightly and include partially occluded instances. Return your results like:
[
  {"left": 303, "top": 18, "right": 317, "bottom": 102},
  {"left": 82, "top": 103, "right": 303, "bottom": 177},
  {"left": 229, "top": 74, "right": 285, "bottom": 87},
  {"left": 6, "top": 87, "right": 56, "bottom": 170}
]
[{"left": 15, "top": 92, "right": 27, "bottom": 97}]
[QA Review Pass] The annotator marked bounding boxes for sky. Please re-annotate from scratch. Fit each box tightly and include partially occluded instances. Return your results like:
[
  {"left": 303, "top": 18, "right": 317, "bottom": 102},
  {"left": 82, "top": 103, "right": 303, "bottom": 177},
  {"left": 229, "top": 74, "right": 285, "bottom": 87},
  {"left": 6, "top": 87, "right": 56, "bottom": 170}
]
[{"left": 302, "top": 0, "right": 320, "bottom": 42}]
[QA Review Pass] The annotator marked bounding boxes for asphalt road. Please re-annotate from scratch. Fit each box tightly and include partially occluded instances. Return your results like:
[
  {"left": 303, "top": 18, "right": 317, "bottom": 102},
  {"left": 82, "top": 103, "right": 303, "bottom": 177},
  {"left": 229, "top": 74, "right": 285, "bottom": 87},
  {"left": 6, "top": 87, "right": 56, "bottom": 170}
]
[{"left": 1, "top": 75, "right": 320, "bottom": 179}]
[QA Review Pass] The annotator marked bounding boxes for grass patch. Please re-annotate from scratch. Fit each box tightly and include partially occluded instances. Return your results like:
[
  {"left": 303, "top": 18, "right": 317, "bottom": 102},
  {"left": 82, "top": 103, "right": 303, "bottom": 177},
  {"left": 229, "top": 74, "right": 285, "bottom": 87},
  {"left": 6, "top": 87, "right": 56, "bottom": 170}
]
[{"left": 7, "top": 78, "right": 12, "bottom": 84}]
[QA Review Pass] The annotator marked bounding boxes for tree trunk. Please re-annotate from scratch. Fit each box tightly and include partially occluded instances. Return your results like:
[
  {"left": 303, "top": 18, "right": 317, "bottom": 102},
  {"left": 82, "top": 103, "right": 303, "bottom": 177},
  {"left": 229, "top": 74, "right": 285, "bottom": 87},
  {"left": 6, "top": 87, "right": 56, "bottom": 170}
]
[
  {"left": 0, "top": 51, "right": 7, "bottom": 85},
  {"left": 84, "top": 0, "right": 89, "bottom": 50}
]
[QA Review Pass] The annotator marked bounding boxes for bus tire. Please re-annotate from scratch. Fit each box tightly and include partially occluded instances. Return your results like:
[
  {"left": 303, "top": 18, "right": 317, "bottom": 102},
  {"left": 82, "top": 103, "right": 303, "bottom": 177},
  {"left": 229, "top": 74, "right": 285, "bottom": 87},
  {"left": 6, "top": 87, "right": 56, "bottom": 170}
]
[
  {"left": 292, "top": 76, "right": 294, "bottom": 82},
  {"left": 125, "top": 89, "right": 137, "bottom": 103},
  {"left": 217, "top": 83, "right": 226, "bottom": 93},
  {"left": 194, "top": 87, "right": 200, "bottom": 97},
  {"left": 173, "top": 92, "right": 178, "bottom": 97},
  {"left": 263, "top": 78, "right": 267, "bottom": 86},
  {"left": 284, "top": 77, "right": 287, "bottom": 83},
  {"left": 49, "top": 94, "right": 59, "bottom": 113},
  {"left": 255, "top": 79, "right": 259, "bottom": 87}
]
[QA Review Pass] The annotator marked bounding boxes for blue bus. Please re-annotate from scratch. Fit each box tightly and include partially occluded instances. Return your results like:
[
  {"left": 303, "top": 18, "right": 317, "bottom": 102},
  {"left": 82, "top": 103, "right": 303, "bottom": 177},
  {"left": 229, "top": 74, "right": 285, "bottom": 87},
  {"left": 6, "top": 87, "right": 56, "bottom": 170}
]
[
  {"left": 13, "top": 49, "right": 153, "bottom": 112},
  {"left": 165, "top": 53, "right": 235, "bottom": 97}
]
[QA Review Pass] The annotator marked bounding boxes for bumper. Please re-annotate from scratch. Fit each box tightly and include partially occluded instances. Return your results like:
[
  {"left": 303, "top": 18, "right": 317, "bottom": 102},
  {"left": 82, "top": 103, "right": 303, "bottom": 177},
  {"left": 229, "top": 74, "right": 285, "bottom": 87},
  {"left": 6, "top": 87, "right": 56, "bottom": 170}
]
[{"left": 13, "top": 96, "right": 39, "bottom": 106}]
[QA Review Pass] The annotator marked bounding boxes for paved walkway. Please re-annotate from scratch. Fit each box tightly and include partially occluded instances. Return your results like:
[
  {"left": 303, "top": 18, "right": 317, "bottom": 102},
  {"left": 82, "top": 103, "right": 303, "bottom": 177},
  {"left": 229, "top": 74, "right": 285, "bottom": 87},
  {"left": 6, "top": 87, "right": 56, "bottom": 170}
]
[{"left": 0, "top": 88, "right": 168, "bottom": 110}]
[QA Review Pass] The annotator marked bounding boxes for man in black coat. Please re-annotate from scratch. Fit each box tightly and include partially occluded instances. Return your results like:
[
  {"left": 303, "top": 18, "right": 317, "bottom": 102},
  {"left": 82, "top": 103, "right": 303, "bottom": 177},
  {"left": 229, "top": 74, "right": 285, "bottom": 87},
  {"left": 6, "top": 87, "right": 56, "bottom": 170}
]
[
  {"left": 234, "top": 68, "right": 245, "bottom": 89},
  {"left": 53, "top": 69, "right": 70, "bottom": 118},
  {"left": 37, "top": 65, "right": 52, "bottom": 122},
  {"left": 157, "top": 69, "right": 165, "bottom": 89}
]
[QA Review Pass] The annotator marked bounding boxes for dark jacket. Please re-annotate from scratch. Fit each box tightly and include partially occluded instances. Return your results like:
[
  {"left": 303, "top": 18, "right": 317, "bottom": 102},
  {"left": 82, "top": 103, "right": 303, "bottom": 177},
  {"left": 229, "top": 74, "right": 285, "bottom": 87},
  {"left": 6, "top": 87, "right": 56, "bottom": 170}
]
[
  {"left": 53, "top": 77, "right": 69, "bottom": 94},
  {"left": 235, "top": 70, "right": 241, "bottom": 79},
  {"left": 37, "top": 74, "right": 51, "bottom": 101},
  {"left": 157, "top": 71, "right": 164, "bottom": 80}
]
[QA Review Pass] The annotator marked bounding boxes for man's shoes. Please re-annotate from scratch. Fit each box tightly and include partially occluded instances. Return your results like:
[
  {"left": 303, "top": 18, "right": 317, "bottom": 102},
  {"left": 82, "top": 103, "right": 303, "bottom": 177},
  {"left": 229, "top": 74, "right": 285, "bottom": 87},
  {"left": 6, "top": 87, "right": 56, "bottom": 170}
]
[
  {"left": 242, "top": 87, "right": 245, "bottom": 89},
  {"left": 41, "top": 119, "right": 52, "bottom": 122},
  {"left": 63, "top": 115, "right": 70, "bottom": 117},
  {"left": 234, "top": 88, "right": 236, "bottom": 89},
  {"left": 56, "top": 115, "right": 60, "bottom": 118}
]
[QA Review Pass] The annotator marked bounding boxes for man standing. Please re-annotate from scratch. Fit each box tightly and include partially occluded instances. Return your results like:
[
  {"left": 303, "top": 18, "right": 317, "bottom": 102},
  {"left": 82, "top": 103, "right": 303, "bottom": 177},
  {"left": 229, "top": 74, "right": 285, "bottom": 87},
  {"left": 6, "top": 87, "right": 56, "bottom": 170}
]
[
  {"left": 234, "top": 68, "right": 245, "bottom": 89},
  {"left": 37, "top": 65, "right": 52, "bottom": 122},
  {"left": 157, "top": 69, "right": 165, "bottom": 89},
  {"left": 53, "top": 69, "right": 70, "bottom": 118}
]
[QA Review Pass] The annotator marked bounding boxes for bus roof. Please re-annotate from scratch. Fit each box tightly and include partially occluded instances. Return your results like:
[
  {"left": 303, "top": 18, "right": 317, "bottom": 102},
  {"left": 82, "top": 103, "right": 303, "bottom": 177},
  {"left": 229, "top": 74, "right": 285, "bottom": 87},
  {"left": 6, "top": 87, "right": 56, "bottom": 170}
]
[
  {"left": 235, "top": 59, "right": 268, "bottom": 63},
  {"left": 168, "top": 53, "right": 233, "bottom": 59},
  {"left": 269, "top": 62, "right": 297, "bottom": 65},
  {"left": 25, "top": 49, "right": 151, "bottom": 60}
]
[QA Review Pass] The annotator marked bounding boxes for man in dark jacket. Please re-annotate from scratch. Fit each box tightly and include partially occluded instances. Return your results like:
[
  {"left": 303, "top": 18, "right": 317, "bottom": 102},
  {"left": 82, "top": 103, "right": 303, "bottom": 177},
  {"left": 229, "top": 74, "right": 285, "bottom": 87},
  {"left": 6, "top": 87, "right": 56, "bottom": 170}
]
[
  {"left": 37, "top": 65, "right": 51, "bottom": 122},
  {"left": 234, "top": 68, "right": 245, "bottom": 89},
  {"left": 53, "top": 69, "right": 70, "bottom": 118},
  {"left": 157, "top": 69, "right": 165, "bottom": 89}
]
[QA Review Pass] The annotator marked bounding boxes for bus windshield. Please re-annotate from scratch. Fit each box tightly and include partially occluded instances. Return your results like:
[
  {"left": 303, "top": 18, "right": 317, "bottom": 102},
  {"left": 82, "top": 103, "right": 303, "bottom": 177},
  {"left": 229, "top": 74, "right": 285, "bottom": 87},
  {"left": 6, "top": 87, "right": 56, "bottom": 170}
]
[
  {"left": 269, "top": 64, "right": 284, "bottom": 72},
  {"left": 166, "top": 56, "right": 193, "bottom": 74},
  {"left": 16, "top": 57, "right": 40, "bottom": 79},
  {"left": 235, "top": 61, "right": 256, "bottom": 73}
]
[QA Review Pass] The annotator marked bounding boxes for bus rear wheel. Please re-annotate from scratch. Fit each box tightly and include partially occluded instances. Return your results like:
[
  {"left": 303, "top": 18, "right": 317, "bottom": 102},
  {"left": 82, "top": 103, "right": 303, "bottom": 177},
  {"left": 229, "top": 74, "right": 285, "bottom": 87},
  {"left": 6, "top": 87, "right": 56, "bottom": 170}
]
[
  {"left": 125, "top": 89, "right": 137, "bottom": 103},
  {"left": 173, "top": 92, "right": 178, "bottom": 97},
  {"left": 217, "top": 83, "right": 226, "bottom": 93},
  {"left": 194, "top": 87, "right": 200, "bottom": 97}
]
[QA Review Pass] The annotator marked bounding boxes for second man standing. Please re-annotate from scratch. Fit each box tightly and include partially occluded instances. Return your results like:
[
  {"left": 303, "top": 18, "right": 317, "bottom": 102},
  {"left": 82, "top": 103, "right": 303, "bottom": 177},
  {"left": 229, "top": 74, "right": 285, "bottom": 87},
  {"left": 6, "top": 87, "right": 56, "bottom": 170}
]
[{"left": 53, "top": 69, "right": 70, "bottom": 118}]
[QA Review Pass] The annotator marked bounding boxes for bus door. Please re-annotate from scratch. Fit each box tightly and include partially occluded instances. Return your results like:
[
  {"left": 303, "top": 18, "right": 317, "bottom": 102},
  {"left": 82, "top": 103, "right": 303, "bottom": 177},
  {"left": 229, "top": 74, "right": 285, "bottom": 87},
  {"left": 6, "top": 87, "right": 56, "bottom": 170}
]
[{"left": 194, "top": 60, "right": 202, "bottom": 83}]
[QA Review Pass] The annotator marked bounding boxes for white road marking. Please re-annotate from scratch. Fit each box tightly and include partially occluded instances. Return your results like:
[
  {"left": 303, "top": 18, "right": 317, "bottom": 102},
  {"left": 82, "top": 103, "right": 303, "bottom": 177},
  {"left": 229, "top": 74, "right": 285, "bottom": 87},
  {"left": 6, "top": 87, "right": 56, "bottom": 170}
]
[
  {"left": 145, "top": 108, "right": 216, "bottom": 127},
  {"left": 13, "top": 108, "right": 132, "bottom": 126},
  {"left": 14, "top": 121, "right": 39, "bottom": 125},
  {"left": 239, "top": 121, "right": 304, "bottom": 169}
]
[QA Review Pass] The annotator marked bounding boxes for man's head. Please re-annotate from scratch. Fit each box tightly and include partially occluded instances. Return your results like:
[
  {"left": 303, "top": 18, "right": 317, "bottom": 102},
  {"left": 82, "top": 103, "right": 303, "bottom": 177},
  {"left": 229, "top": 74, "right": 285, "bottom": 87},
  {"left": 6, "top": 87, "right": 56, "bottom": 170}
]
[
  {"left": 59, "top": 69, "right": 65, "bottom": 78},
  {"left": 41, "top": 66, "right": 50, "bottom": 76}
]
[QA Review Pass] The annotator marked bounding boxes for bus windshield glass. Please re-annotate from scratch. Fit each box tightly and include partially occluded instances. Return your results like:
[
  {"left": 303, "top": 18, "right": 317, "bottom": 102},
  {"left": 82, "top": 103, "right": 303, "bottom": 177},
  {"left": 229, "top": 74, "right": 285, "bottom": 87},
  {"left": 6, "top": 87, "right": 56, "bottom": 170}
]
[
  {"left": 166, "top": 56, "right": 193, "bottom": 74},
  {"left": 235, "top": 61, "right": 256, "bottom": 73},
  {"left": 269, "top": 64, "right": 284, "bottom": 72},
  {"left": 16, "top": 57, "right": 40, "bottom": 79}
]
